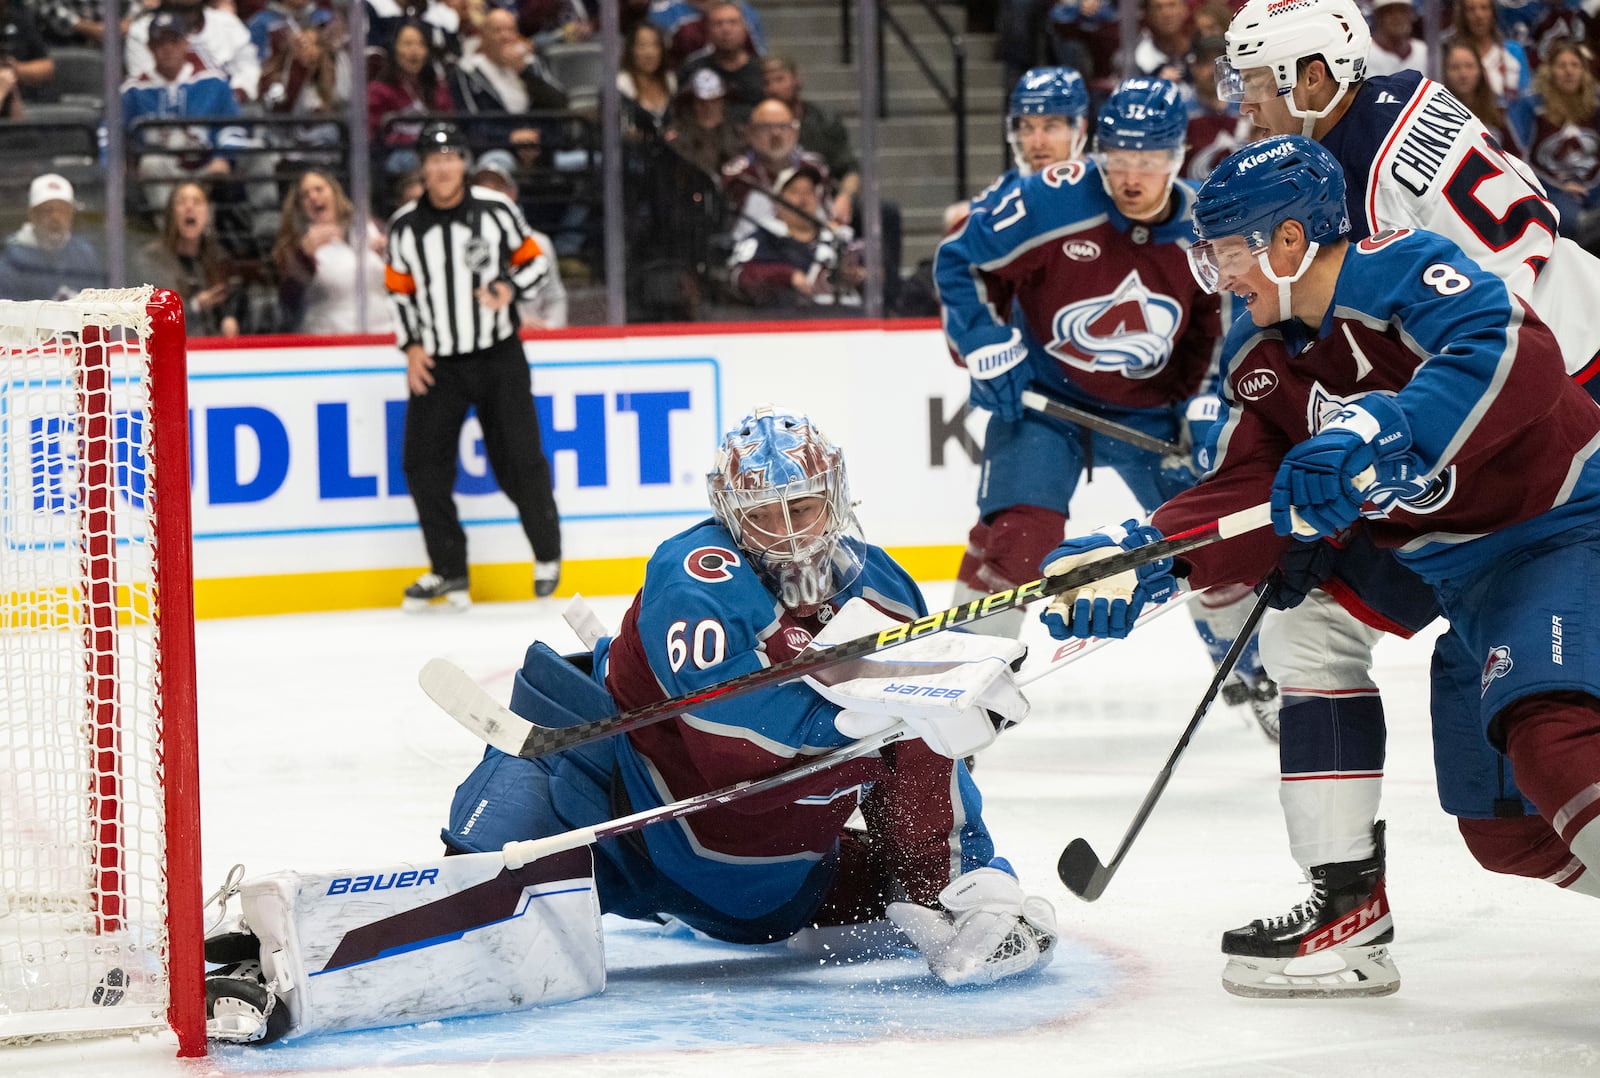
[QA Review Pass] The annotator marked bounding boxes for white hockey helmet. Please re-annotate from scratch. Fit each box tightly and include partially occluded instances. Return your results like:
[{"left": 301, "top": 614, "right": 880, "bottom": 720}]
[{"left": 1219, "top": 0, "right": 1370, "bottom": 136}]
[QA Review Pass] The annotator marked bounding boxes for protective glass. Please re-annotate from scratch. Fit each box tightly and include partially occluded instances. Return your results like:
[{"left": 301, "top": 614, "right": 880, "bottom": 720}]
[
  {"left": 1187, "top": 234, "right": 1267, "bottom": 294},
  {"left": 1214, "top": 57, "right": 1290, "bottom": 104}
]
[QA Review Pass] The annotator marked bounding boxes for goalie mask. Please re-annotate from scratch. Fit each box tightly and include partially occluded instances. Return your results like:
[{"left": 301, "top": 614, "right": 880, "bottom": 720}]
[{"left": 707, "top": 406, "right": 865, "bottom": 614}]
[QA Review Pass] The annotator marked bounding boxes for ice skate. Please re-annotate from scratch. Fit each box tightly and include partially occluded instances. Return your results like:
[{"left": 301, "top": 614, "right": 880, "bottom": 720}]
[
  {"left": 402, "top": 572, "right": 469, "bottom": 612},
  {"left": 534, "top": 559, "right": 562, "bottom": 599},
  {"left": 1222, "top": 670, "right": 1281, "bottom": 742},
  {"left": 1220, "top": 822, "right": 1398, "bottom": 998}
]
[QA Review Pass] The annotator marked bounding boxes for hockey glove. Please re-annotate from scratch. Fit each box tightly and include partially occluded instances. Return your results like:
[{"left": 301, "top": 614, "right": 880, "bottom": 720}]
[
  {"left": 805, "top": 599, "right": 1029, "bottom": 759},
  {"left": 964, "top": 326, "right": 1031, "bottom": 423},
  {"left": 1271, "top": 394, "right": 1421, "bottom": 540},
  {"left": 1182, "top": 391, "right": 1223, "bottom": 478},
  {"left": 887, "top": 860, "right": 1057, "bottom": 987},
  {"left": 1270, "top": 533, "right": 1344, "bottom": 611},
  {"left": 1039, "top": 519, "right": 1177, "bottom": 641}
]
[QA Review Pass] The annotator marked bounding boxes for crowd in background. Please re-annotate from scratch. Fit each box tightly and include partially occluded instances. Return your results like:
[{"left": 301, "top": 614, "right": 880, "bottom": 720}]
[{"left": 0, "top": 0, "right": 1598, "bottom": 331}]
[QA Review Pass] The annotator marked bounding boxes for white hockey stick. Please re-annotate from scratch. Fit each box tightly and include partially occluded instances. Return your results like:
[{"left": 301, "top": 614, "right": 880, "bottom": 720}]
[{"left": 562, "top": 594, "right": 610, "bottom": 650}]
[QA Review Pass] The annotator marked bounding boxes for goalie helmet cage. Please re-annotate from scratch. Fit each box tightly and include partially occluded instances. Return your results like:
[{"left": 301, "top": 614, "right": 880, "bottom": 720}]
[{"left": 0, "top": 288, "right": 205, "bottom": 1056}]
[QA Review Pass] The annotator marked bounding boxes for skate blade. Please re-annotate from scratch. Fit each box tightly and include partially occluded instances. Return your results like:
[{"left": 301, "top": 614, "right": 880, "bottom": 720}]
[
  {"left": 1221, "top": 945, "right": 1400, "bottom": 999},
  {"left": 402, "top": 594, "right": 471, "bottom": 614}
]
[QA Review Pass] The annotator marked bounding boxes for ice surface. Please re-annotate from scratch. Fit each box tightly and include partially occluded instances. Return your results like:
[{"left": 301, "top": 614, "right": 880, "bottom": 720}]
[{"left": 9, "top": 592, "right": 1598, "bottom": 1078}]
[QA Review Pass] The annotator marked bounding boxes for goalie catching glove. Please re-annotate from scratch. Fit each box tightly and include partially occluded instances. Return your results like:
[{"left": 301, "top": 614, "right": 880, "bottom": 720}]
[
  {"left": 888, "top": 860, "right": 1058, "bottom": 987},
  {"left": 1039, "top": 519, "right": 1177, "bottom": 640},
  {"left": 804, "top": 598, "right": 1029, "bottom": 758}
]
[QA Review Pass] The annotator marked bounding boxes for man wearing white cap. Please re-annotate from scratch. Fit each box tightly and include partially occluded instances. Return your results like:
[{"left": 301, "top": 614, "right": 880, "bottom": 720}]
[
  {"left": 0, "top": 173, "right": 106, "bottom": 301},
  {"left": 1365, "top": 0, "right": 1427, "bottom": 78}
]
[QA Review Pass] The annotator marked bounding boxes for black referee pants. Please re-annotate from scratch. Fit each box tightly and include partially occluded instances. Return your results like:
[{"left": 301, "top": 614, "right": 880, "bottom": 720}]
[{"left": 402, "top": 336, "right": 562, "bottom": 580}]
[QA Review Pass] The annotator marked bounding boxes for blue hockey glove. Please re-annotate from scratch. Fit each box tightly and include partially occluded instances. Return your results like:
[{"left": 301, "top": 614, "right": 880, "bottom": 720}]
[
  {"left": 1160, "top": 393, "right": 1224, "bottom": 489},
  {"left": 1269, "top": 534, "right": 1342, "bottom": 610},
  {"left": 1038, "top": 519, "right": 1177, "bottom": 640},
  {"left": 1271, "top": 394, "right": 1417, "bottom": 540},
  {"left": 965, "top": 327, "right": 1030, "bottom": 422}
]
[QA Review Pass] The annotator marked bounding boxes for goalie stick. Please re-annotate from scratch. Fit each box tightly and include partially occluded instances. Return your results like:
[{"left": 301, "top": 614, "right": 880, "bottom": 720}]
[
  {"left": 467, "top": 595, "right": 1191, "bottom": 867},
  {"left": 1056, "top": 576, "right": 1278, "bottom": 901},
  {"left": 423, "top": 590, "right": 1193, "bottom": 764},
  {"left": 421, "top": 502, "right": 1272, "bottom": 760},
  {"left": 1020, "top": 390, "right": 1182, "bottom": 456}
]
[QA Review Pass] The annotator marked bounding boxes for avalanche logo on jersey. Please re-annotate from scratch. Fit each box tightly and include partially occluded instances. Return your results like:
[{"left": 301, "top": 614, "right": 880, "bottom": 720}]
[
  {"left": 1305, "top": 383, "right": 1456, "bottom": 516},
  {"left": 1481, "top": 645, "right": 1513, "bottom": 696},
  {"left": 1046, "top": 270, "right": 1181, "bottom": 379}
]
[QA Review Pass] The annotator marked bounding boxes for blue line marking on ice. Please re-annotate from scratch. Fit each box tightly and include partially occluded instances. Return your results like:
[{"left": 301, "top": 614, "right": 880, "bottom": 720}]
[
  {"left": 210, "top": 917, "right": 1119, "bottom": 1070},
  {"left": 308, "top": 885, "right": 595, "bottom": 976}
]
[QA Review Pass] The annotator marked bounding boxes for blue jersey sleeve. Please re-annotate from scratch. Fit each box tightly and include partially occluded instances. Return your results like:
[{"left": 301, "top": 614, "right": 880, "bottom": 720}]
[{"left": 1335, "top": 230, "right": 1528, "bottom": 478}]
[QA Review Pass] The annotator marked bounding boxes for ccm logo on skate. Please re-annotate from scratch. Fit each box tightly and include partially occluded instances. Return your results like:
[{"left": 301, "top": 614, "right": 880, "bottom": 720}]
[
  {"left": 1235, "top": 370, "right": 1278, "bottom": 401},
  {"left": 883, "top": 684, "right": 966, "bottom": 699},
  {"left": 326, "top": 869, "right": 440, "bottom": 895},
  {"left": 1299, "top": 893, "right": 1388, "bottom": 953}
]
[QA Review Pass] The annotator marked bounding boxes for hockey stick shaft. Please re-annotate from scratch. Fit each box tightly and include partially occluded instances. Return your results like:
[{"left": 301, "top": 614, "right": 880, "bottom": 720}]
[
  {"left": 500, "top": 723, "right": 910, "bottom": 867},
  {"left": 1020, "top": 390, "right": 1182, "bottom": 456},
  {"left": 1057, "top": 576, "right": 1277, "bottom": 901},
  {"left": 491, "top": 598, "right": 1196, "bottom": 867},
  {"left": 423, "top": 502, "right": 1273, "bottom": 760}
]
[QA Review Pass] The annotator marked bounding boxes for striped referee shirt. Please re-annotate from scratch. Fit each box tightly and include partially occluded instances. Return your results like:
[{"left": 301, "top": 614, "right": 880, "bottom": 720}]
[{"left": 384, "top": 186, "right": 550, "bottom": 358}]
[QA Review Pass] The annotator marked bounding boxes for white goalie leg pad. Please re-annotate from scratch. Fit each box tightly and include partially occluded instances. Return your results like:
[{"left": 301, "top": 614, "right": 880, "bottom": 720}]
[
  {"left": 887, "top": 867, "right": 1057, "bottom": 987},
  {"left": 1221, "top": 944, "right": 1400, "bottom": 999},
  {"left": 238, "top": 846, "right": 604, "bottom": 1038}
]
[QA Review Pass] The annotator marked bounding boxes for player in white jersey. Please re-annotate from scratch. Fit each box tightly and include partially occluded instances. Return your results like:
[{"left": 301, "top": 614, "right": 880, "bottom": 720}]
[{"left": 1204, "top": 0, "right": 1600, "bottom": 998}]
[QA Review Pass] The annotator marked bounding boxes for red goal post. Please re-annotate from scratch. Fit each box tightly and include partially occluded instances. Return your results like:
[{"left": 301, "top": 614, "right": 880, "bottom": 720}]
[{"left": 0, "top": 287, "right": 204, "bottom": 1055}]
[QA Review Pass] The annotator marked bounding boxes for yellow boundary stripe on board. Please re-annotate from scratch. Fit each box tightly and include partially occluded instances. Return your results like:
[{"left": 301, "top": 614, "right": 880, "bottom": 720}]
[{"left": 191, "top": 545, "right": 967, "bottom": 619}]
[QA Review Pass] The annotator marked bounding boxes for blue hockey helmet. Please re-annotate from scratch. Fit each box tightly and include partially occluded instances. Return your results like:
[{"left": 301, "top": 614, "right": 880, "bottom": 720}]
[
  {"left": 1093, "top": 77, "right": 1188, "bottom": 154},
  {"left": 1188, "top": 135, "right": 1350, "bottom": 300},
  {"left": 707, "top": 405, "right": 865, "bottom": 612},
  {"left": 1007, "top": 67, "right": 1090, "bottom": 174}
]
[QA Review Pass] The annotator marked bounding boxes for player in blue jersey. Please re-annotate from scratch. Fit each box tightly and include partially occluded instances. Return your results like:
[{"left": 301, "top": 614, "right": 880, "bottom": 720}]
[
  {"left": 1194, "top": 0, "right": 1600, "bottom": 995},
  {"left": 936, "top": 75, "right": 1279, "bottom": 736},
  {"left": 1041, "top": 136, "right": 1600, "bottom": 997},
  {"left": 441, "top": 406, "right": 1057, "bottom": 987}
]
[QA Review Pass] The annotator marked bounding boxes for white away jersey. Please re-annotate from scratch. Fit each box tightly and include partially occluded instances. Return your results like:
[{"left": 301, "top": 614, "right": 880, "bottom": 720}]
[{"left": 1321, "top": 70, "right": 1600, "bottom": 379}]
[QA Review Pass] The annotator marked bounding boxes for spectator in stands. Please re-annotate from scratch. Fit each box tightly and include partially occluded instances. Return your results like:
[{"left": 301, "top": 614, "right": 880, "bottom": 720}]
[
  {"left": 0, "top": 172, "right": 105, "bottom": 301},
  {"left": 248, "top": 0, "right": 333, "bottom": 69},
  {"left": 720, "top": 97, "right": 832, "bottom": 242},
  {"left": 258, "top": 4, "right": 350, "bottom": 156},
  {"left": 126, "top": 0, "right": 259, "bottom": 104},
  {"left": 1047, "top": 1, "right": 1119, "bottom": 102},
  {"left": 619, "top": 19, "right": 675, "bottom": 131},
  {"left": 679, "top": 1, "right": 762, "bottom": 120},
  {"left": 365, "top": 0, "right": 465, "bottom": 68},
  {"left": 1131, "top": 0, "right": 1192, "bottom": 82},
  {"left": 1509, "top": 39, "right": 1600, "bottom": 247},
  {"left": 471, "top": 149, "right": 568, "bottom": 328},
  {"left": 515, "top": 0, "right": 590, "bottom": 47},
  {"left": 1182, "top": 33, "right": 1250, "bottom": 183},
  {"left": 122, "top": 11, "right": 252, "bottom": 215},
  {"left": 134, "top": 180, "right": 245, "bottom": 337},
  {"left": 27, "top": 0, "right": 134, "bottom": 47},
  {"left": 1451, "top": 0, "right": 1531, "bottom": 105},
  {"left": 1367, "top": 0, "right": 1428, "bottom": 77},
  {"left": 0, "top": 0, "right": 53, "bottom": 103},
  {"left": 273, "top": 167, "right": 396, "bottom": 334},
  {"left": 368, "top": 19, "right": 453, "bottom": 180},
  {"left": 1001, "top": 0, "right": 1053, "bottom": 93},
  {"left": 666, "top": 65, "right": 741, "bottom": 176},
  {"left": 760, "top": 53, "right": 902, "bottom": 305},
  {"left": 449, "top": 6, "right": 566, "bottom": 144},
  {"left": 652, "top": 0, "right": 763, "bottom": 71},
  {"left": 728, "top": 162, "right": 861, "bottom": 309},
  {"left": 393, "top": 166, "right": 424, "bottom": 206},
  {"left": 1441, "top": 39, "right": 1514, "bottom": 147}
]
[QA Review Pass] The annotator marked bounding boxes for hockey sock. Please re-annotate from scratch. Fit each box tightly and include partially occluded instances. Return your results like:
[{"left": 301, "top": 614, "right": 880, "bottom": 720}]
[
  {"left": 1278, "top": 691, "right": 1385, "bottom": 868},
  {"left": 1500, "top": 691, "right": 1600, "bottom": 879},
  {"left": 1456, "top": 814, "right": 1600, "bottom": 896},
  {"left": 956, "top": 506, "right": 1067, "bottom": 638}
]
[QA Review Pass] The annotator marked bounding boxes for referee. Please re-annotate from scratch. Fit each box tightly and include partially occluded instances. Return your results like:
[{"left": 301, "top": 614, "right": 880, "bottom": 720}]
[{"left": 385, "top": 121, "right": 563, "bottom": 611}]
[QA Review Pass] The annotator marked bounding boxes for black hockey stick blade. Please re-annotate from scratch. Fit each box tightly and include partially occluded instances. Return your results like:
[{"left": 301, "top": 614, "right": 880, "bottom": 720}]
[
  {"left": 435, "top": 503, "right": 1273, "bottom": 760},
  {"left": 1056, "top": 838, "right": 1113, "bottom": 902},
  {"left": 1056, "top": 579, "right": 1277, "bottom": 900}
]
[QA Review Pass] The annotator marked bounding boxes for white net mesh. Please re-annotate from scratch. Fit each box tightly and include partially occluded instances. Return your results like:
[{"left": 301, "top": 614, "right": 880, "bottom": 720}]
[{"left": 0, "top": 287, "right": 177, "bottom": 1041}]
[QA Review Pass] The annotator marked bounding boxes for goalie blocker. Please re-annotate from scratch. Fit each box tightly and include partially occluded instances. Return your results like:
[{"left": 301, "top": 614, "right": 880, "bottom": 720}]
[{"left": 205, "top": 849, "right": 603, "bottom": 1043}]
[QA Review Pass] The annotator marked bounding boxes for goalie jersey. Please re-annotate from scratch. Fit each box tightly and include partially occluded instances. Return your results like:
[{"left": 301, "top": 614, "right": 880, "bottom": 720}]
[
  {"left": 1321, "top": 69, "right": 1600, "bottom": 381},
  {"left": 1152, "top": 228, "right": 1600, "bottom": 588},
  {"left": 935, "top": 157, "right": 1225, "bottom": 413},
  {"left": 593, "top": 519, "right": 996, "bottom": 924}
]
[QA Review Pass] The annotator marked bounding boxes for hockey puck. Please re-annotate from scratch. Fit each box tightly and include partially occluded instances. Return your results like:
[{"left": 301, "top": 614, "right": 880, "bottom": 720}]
[{"left": 92, "top": 968, "right": 127, "bottom": 1007}]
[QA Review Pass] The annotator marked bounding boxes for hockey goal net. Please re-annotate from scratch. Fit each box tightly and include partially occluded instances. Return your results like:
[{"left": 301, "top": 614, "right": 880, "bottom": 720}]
[{"left": 0, "top": 288, "right": 204, "bottom": 1055}]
